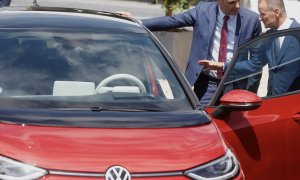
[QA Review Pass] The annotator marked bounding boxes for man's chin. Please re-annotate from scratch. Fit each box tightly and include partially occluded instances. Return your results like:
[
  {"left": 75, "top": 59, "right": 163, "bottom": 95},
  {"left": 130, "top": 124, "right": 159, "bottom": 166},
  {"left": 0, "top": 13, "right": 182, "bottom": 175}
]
[
  {"left": 262, "top": 23, "right": 269, "bottom": 29},
  {"left": 231, "top": 9, "right": 240, "bottom": 15}
]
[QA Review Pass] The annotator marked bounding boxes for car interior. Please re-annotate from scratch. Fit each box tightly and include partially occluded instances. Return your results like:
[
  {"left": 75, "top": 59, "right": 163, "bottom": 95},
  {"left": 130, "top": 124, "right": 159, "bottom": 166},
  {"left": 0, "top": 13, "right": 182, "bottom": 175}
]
[{"left": 0, "top": 30, "right": 187, "bottom": 108}]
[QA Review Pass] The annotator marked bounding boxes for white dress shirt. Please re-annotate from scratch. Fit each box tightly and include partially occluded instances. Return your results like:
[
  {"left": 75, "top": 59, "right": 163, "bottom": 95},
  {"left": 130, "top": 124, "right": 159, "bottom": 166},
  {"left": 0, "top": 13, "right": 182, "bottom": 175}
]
[
  {"left": 277, "top": 18, "right": 292, "bottom": 48},
  {"left": 208, "top": 7, "right": 237, "bottom": 78}
]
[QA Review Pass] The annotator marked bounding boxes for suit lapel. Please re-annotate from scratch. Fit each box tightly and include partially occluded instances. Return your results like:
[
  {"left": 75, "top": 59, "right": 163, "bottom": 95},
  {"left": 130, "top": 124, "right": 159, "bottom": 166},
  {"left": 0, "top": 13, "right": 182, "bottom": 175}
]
[
  {"left": 265, "top": 28, "right": 278, "bottom": 67},
  {"left": 277, "top": 20, "right": 299, "bottom": 64},
  {"left": 277, "top": 36, "right": 290, "bottom": 64},
  {"left": 207, "top": 5, "right": 218, "bottom": 49},
  {"left": 266, "top": 43, "right": 277, "bottom": 67},
  {"left": 234, "top": 13, "right": 242, "bottom": 50}
]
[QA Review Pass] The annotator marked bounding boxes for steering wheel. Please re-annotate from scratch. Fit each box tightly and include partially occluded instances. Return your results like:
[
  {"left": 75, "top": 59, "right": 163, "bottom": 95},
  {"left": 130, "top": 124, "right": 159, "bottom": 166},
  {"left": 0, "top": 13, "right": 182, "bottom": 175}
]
[{"left": 96, "top": 74, "right": 147, "bottom": 93}]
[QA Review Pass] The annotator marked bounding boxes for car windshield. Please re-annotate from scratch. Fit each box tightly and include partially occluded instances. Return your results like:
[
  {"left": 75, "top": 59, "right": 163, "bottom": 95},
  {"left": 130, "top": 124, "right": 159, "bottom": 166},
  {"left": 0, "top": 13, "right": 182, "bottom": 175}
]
[{"left": 0, "top": 28, "right": 192, "bottom": 111}]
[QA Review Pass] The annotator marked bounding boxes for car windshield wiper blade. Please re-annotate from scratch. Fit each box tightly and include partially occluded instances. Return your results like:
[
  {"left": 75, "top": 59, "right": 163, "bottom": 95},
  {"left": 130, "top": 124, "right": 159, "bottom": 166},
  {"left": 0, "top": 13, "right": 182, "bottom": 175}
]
[
  {"left": 90, "top": 106, "right": 162, "bottom": 112},
  {"left": 112, "top": 94, "right": 157, "bottom": 100},
  {"left": 52, "top": 107, "right": 162, "bottom": 112}
]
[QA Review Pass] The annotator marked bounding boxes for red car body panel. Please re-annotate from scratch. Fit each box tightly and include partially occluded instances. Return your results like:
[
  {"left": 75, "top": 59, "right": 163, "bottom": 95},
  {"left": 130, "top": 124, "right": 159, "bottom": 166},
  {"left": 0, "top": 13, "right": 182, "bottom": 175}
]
[
  {"left": 206, "top": 93, "right": 300, "bottom": 179},
  {"left": 0, "top": 122, "right": 226, "bottom": 172}
]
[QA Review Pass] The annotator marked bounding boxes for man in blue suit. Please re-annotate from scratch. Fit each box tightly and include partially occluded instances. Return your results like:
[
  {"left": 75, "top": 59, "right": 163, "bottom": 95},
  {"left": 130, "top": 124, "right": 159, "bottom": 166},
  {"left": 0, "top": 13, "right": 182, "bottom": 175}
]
[
  {"left": 0, "top": 0, "right": 10, "bottom": 6},
  {"left": 142, "top": 0, "right": 261, "bottom": 106},
  {"left": 200, "top": 0, "right": 300, "bottom": 96}
]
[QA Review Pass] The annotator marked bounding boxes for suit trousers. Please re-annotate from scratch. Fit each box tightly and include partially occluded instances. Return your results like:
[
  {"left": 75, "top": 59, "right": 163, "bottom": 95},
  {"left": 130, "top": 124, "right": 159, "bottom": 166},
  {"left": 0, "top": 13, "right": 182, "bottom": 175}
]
[{"left": 193, "top": 72, "right": 220, "bottom": 106}]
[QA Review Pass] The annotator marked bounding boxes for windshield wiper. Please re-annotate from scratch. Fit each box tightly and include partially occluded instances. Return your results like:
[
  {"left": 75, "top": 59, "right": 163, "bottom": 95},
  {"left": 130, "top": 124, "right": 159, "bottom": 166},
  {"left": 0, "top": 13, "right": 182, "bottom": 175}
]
[
  {"left": 90, "top": 106, "right": 162, "bottom": 112},
  {"left": 52, "top": 107, "right": 162, "bottom": 112}
]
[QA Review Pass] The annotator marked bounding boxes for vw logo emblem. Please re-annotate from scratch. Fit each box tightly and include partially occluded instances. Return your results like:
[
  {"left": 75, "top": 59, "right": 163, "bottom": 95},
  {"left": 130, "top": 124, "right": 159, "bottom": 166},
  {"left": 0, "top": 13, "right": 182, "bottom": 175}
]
[{"left": 105, "top": 165, "right": 131, "bottom": 180}]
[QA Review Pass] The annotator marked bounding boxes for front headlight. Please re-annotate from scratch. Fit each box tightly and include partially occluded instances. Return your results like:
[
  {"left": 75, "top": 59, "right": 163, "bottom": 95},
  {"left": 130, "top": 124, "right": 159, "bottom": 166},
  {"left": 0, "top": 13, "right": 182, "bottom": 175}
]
[
  {"left": 0, "top": 155, "right": 47, "bottom": 180},
  {"left": 184, "top": 149, "right": 239, "bottom": 180}
]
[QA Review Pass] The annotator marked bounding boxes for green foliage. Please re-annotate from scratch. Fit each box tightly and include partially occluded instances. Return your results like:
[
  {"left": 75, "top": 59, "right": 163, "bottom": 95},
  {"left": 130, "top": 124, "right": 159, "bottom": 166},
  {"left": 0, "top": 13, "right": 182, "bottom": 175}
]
[{"left": 161, "top": 0, "right": 198, "bottom": 12}]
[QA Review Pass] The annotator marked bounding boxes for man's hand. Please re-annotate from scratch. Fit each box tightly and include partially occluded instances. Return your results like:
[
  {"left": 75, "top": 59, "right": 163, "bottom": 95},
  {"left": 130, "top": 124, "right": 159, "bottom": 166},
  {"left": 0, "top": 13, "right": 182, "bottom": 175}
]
[
  {"left": 115, "top": 11, "right": 132, "bottom": 18},
  {"left": 197, "top": 60, "right": 224, "bottom": 71}
]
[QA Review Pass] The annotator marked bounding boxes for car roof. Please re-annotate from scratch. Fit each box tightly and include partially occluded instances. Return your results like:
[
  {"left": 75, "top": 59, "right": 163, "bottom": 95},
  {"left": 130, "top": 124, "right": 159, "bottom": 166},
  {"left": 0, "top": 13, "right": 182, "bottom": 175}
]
[{"left": 0, "top": 6, "right": 146, "bottom": 33}]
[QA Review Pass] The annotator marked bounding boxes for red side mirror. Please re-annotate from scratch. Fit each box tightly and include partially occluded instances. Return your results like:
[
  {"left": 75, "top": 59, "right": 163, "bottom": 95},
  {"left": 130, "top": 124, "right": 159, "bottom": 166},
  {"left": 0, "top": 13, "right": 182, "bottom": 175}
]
[
  {"left": 211, "top": 90, "right": 262, "bottom": 119},
  {"left": 220, "top": 89, "right": 262, "bottom": 106}
]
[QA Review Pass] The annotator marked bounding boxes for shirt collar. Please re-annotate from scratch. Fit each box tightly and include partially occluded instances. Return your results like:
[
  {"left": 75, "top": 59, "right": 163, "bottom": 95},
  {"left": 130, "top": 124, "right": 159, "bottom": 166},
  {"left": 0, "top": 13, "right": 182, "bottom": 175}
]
[
  {"left": 218, "top": 6, "right": 237, "bottom": 20},
  {"left": 278, "top": 18, "right": 293, "bottom": 31}
]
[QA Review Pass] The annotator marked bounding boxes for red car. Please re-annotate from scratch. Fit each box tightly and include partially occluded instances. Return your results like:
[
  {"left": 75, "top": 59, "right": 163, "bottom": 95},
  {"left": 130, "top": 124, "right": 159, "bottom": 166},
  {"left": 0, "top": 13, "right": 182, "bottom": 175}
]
[
  {"left": 0, "top": 6, "right": 241, "bottom": 180},
  {"left": 0, "top": 5, "right": 299, "bottom": 180}
]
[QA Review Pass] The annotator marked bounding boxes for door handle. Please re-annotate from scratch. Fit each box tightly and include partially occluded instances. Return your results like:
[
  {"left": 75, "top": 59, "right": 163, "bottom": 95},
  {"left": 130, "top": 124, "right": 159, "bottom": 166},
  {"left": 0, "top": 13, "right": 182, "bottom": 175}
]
[{"left": 293, "top": 113, "right": 300, "bottom": 124}]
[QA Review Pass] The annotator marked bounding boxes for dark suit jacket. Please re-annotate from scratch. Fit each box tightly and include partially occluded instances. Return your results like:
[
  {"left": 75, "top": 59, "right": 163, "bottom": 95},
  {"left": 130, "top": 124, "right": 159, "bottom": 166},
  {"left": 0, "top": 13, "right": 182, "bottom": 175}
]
[
  {"left": 142, "top": 2, "right": 261, "bottom": 86},
  {"left": 229, "top": 19, "right": 300, "bottom": 95},
  {"left": 0, "top": 0, "right": 10, "bottom": 6}
]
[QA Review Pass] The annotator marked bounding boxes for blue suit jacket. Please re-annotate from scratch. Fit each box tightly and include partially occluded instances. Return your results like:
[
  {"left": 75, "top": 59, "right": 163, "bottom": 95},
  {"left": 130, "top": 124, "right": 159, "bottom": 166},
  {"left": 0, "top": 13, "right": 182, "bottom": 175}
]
[
  {"left": 229, "top": 19, "right": 300, "bottom": 95},
  {"left": 0, "top": 0, "right": 10, "bottom": 6},
  {"left": 142, "top": 2, "right": 261, "bottom": 86}
]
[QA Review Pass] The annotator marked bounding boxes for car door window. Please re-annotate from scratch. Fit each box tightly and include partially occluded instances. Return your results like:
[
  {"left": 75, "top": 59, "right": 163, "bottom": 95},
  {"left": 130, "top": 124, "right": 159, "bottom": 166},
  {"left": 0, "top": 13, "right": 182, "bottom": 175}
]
[{"left": 212, "top": 29, "right": 300, "bottom": 105}]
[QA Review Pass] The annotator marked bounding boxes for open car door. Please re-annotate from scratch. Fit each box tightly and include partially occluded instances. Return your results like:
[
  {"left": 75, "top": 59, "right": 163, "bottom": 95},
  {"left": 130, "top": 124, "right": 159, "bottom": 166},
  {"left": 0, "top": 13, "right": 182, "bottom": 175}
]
[{"left": 205, "top": 28, "right": 300, "bottom": 179}]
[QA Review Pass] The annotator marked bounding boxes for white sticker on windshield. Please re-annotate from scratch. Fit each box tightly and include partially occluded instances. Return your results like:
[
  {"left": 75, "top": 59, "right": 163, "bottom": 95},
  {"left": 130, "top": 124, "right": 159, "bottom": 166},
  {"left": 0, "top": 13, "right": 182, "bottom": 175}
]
[{"left": 158, "top": 79, "right": 174, "bottom": 99}]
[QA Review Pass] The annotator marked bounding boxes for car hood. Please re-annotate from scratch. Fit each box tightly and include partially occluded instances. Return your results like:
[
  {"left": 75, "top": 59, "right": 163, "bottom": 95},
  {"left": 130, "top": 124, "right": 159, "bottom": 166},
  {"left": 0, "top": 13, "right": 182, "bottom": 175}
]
[{"left": 0, "top": 110, "right": 226, "bottom": 173}]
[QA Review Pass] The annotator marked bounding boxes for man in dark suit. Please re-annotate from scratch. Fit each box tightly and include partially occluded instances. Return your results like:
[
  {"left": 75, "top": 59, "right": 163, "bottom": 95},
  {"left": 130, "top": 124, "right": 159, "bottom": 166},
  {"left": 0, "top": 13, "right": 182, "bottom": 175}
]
[
  {"left": 142, "top": 0, "right": 261, "bottom": 106},
  {"left": 200, "top": 0, "right": 300, "bottom": 96},
  {"left": 0, "top": 0, "right": 10, "bottom": 6}
]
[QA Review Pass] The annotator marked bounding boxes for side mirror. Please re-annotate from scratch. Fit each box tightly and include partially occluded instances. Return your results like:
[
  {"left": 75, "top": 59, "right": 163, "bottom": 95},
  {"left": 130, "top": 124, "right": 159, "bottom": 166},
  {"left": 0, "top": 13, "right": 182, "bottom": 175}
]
[{"left": 211, "top": 90, "right": 262, "bottom": 119}]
